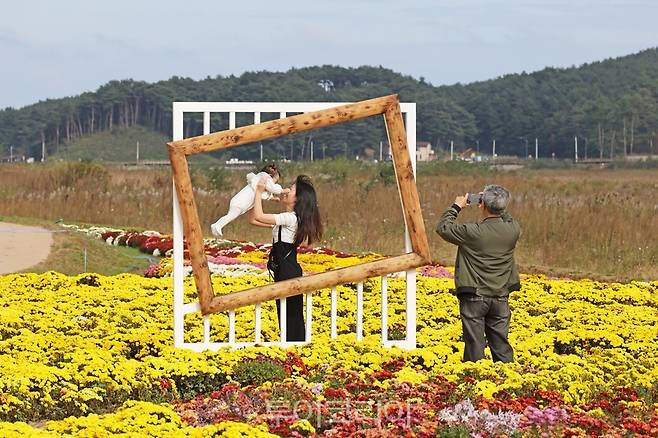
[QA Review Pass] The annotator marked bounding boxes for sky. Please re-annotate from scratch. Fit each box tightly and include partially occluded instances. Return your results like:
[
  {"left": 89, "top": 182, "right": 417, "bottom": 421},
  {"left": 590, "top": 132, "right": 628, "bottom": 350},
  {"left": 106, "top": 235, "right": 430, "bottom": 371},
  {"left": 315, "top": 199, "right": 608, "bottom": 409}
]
[{"left": 1, "top": 0, "right": 656, "bottom": 109}]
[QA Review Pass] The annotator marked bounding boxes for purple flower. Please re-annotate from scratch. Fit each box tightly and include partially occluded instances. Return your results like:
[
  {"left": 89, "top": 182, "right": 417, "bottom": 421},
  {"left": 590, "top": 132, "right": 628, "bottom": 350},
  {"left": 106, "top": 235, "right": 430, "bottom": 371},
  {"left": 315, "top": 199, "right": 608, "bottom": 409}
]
[
  {"left": 438, "top": 400, "right": 521, "bottom": 435},
  {"left": 419, "top": 265, "right": 453, "bottom": 279},
  {"left": 520, "top": 406, "right": 569, "bottom": 428}
]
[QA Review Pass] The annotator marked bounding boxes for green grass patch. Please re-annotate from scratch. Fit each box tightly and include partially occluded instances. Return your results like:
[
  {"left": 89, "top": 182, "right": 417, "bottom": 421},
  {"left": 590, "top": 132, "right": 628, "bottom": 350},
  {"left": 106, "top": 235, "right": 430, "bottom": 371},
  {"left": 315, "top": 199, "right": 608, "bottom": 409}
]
[
  {"left": 1, "top": 216, "right": 154, "bottom": 276},
  {"left": 51, "top": 126, "right": 220, "bottom": 164}
]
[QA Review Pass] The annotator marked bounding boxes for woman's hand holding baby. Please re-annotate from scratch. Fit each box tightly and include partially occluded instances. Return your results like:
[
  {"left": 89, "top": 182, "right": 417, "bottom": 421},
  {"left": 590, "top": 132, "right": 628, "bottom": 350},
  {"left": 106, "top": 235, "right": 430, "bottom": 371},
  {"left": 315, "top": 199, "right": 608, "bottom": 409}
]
[{"left": 255, "top": 177, "right": 267, "bottom": 193}]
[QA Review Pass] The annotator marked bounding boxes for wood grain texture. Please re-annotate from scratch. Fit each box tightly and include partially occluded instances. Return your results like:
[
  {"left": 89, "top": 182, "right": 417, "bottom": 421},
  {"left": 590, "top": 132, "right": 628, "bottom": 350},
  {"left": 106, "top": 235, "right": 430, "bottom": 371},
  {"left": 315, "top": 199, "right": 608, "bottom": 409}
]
[
  {"left": 206, "top": 253, "right": 427, "bottom": 313},
  {"left": 168, "top": 147, "right": 214, "bottom": 311},
  {"left": 384, "top": 104, "right": 431, "bottom": 263},
  {"left": 169, "top": 95, "right": 398, "bottom": 156},
  {"left": 167, "top": 94, "right": 431, "bottom": 316}
]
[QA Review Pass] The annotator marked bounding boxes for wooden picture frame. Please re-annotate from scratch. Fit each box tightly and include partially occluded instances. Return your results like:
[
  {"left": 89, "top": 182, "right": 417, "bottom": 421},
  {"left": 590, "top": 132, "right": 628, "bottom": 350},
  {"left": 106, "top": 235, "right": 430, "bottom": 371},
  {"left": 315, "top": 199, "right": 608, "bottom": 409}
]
[{"left": 167, "top": 94, "right": 431, "bottom": 315}]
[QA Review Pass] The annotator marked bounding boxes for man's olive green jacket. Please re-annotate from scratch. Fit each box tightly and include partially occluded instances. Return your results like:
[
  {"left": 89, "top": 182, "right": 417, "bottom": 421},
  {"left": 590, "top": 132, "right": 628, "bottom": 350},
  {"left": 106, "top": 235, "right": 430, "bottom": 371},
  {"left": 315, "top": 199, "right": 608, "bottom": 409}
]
[{"left": 436, "top": 204, "right": 521, "bottom": 297}]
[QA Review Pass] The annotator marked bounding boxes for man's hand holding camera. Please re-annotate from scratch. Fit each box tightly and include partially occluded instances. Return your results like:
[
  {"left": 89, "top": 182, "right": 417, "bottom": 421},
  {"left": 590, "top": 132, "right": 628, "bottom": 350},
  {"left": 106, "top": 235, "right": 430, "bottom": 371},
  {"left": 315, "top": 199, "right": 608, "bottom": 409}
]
[
  {"left": 454, "top": 193, "right": 469, "bottom": 209},
  {"left": 454, "top": 192, "right": 482, "bottom": 209}
]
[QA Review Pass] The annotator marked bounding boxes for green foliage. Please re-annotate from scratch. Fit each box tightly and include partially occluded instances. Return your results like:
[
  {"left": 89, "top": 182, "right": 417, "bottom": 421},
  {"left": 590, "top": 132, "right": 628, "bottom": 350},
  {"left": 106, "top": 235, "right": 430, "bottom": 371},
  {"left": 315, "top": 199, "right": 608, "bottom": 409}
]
[
  {"left": 51, "top": 161, "right": 110, "bottom": 189},
  {"left": 435, "top": 425, "right": 471, "bottom": 438},
  {"left": 54, "top": 126, "right": 169, "bottom": 162},
  {"left": 2, "top": 49, "right": 657, "bottom": 161},
  {"left": 205, "top": 166, "right": 231, "bottom": 190},
  {"left": 608, "top": 157, "right": 658, "bottom": 169},
  {"left": 377, "top": 162, "right": 397, "bottom": 186},
  {"left": 417, "top": 160, "right": 495, "bottom": 176},
  {"left": 525, "top": 159, "right": 575, "bottom": 170},
  {"left": 172, "top": 371, "right": 227, "bottom": 400},
  {"left": 231, "top": 357, "right": 287, "bottom": 386}
]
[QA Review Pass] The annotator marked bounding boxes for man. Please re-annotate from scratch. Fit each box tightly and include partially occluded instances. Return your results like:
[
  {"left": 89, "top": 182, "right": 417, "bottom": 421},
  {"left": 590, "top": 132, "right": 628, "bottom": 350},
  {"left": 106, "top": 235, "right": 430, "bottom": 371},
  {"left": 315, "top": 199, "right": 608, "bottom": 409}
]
[{"left": 436, "top": 184, "right": 521, "bottom": 363}]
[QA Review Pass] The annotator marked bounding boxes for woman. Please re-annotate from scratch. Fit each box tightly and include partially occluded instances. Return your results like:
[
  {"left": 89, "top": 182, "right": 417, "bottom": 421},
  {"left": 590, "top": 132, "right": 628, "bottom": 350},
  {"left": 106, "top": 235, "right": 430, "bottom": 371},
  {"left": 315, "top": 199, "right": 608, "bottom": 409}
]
[{"left": 251, "top": 174, "right": 323, "bottom": 341}]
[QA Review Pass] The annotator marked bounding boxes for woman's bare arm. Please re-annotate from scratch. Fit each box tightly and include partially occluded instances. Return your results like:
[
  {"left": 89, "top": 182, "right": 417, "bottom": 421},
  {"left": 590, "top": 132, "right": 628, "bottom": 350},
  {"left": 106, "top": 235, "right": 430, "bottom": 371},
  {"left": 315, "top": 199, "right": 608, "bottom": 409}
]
[{"left": 248, "top": 209, "right": 273, "bottom": 228}]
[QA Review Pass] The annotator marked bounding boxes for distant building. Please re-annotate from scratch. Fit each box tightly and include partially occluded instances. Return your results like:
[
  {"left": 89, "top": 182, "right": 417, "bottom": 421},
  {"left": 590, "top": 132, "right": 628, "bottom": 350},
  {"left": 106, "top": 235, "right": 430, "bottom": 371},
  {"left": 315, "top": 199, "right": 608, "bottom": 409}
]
[
  {"left": 416, "top": 141, "right": 435, "bottom": 162},
  {"left": 225, "top": 158, "right": 254, "bottom": 165}
]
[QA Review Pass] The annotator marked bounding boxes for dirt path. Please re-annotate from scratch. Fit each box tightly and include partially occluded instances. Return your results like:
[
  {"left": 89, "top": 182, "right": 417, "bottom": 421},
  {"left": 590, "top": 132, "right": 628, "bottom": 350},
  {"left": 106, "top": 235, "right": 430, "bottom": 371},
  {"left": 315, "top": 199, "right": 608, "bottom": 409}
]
[{"left": 0, "top": 222, "right": 54, "bottom": 274}]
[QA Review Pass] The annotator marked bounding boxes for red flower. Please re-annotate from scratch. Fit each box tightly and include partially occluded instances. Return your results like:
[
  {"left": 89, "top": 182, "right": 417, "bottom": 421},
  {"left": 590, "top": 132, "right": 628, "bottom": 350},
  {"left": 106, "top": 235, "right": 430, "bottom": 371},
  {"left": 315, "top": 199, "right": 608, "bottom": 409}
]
[
  {"left": 159, "top": 378, "right": 172, "bottom": 390},
  {"left": 324, "top": 387, "right": 348, "bottom": 399}
]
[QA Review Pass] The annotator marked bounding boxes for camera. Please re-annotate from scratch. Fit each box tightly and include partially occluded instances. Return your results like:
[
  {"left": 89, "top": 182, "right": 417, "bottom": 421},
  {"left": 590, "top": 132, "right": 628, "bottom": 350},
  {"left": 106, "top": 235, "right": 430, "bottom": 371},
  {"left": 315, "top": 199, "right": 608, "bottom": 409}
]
[{"left": 467, "top": 193, "right": 482, "bottom": 205}]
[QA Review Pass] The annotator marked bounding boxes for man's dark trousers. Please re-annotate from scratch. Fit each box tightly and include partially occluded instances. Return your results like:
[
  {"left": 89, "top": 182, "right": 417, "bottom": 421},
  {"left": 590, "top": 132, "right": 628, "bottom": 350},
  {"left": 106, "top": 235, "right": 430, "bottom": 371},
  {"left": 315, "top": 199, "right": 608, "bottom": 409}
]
[{"left": 459, "top": 294, "right": 514, "bottom": 362}]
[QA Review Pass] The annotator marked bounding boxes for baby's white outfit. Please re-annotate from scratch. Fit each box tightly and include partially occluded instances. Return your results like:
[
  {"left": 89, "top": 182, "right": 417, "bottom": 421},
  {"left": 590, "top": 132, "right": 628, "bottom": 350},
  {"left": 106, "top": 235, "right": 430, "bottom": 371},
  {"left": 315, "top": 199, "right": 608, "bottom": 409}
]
[{"left": 211, "top": 172, "right": 283, "bottom": 237}]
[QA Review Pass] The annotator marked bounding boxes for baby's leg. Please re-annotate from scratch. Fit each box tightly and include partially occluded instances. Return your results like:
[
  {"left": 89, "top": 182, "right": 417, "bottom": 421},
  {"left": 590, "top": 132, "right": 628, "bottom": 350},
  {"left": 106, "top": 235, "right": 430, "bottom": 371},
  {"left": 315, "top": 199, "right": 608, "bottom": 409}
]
[{"left": 211, "top": 206, "right": 243, "bottom": 237}]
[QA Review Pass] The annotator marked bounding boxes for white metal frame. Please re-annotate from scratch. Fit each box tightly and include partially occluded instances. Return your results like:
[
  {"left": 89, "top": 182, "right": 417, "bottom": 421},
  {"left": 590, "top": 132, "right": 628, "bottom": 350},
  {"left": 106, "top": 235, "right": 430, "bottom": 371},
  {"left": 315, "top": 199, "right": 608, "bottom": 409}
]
[{"left": 172, "top": 101, "right": 417, "bottom": 351}]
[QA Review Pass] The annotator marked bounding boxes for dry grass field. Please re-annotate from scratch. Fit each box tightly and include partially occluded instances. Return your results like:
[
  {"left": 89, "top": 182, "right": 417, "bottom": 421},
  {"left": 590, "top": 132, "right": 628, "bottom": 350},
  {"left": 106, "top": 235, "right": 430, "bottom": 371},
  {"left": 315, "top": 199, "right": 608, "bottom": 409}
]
[{"left": 1, "top": 160, "right": 656, "bottom": 281}]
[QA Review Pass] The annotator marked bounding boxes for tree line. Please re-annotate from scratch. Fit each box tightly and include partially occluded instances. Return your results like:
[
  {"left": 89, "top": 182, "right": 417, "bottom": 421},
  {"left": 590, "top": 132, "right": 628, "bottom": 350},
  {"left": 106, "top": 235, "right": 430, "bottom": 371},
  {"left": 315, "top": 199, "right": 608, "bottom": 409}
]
[{"left": 1, "top": 48, "right": 656, "bottom": 160}]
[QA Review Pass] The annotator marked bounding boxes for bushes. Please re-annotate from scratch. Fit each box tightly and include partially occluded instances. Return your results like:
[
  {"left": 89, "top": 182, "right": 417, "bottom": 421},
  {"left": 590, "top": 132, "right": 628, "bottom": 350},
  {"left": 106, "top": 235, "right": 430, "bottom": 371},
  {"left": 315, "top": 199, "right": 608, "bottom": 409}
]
[
  {"left": 232, "top": 356, "right": 287, "bottom": 386},
  {"left": 171, "top": 371, "right": 228, "bottom": 401},
  {"left": 51, "top": 161, "right": 110, "bottom": 190}
]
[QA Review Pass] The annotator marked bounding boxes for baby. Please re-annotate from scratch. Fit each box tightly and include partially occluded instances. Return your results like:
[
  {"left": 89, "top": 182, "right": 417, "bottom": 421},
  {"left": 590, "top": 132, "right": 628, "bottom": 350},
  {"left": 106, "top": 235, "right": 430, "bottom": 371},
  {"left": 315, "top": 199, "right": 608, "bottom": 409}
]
[{"left": 211, "top": 163, "right": 289, "bottom": 237}]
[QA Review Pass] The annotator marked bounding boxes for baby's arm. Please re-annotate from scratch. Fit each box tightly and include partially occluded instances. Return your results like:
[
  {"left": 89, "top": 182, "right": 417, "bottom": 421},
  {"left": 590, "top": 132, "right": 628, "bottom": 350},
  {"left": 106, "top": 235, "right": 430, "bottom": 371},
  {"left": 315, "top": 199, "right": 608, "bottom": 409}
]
[{"left": 265, "top": 178, "right": 284, "bottom": 195}]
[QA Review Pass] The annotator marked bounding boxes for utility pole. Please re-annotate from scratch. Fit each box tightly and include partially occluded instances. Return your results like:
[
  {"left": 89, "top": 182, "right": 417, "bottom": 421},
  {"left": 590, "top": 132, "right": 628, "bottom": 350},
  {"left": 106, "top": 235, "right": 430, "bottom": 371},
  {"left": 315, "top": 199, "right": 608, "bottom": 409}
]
[
  {"left": 379, "top": 140, "right": 383, "bottom": 161},
  {"left": 9, "top": 145, "right": 13, "bottom": 162},
  {"left": 41, "top": 139, "right": 46, "bottom": 162},
  {"left": 450, "top": 140, "right": 454, "bottom": 160},
  {"left": 574, "top": 136, "right": 579, "bottom": 163},
  {"left": 310, "top": 140, "right": 314, "bottom": 161},
  {"left": 136, "top": 141, "right": 140, "bottom": 162},
  {"left": 260, "top": 142, "right": 263, "bottom": 162},
  {"left": 323, "top": 144, "right": 326, "bottom": 160},
  {"left": 535, "top": 138, "right": 538, "bottom": 160},
  {"left": 492, "top": 139, "right": 496, "bottom": 159}
]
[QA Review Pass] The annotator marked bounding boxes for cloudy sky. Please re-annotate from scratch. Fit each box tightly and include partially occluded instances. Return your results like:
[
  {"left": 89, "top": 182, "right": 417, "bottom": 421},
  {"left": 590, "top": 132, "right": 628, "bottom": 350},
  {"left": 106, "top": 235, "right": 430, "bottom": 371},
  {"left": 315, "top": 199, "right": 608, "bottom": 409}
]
[{"left": 1, "top": 0, "right": 656, "bottom": 108}]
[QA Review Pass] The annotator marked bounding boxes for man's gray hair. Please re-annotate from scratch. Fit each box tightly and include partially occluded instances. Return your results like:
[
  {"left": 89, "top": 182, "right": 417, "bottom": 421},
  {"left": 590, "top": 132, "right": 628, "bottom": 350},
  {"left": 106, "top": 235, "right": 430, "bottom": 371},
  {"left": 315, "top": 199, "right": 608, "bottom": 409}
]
[{"left": 481, "top": 184, "right": 511, "bottom": 214}]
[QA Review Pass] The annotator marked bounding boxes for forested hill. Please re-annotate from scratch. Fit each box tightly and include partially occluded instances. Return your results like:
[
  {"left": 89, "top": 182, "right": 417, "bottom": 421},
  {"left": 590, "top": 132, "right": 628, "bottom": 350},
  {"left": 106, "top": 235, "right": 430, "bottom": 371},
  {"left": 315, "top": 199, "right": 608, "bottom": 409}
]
[{"left": 1, "top": 48, "right": 656, "bottom": 160}]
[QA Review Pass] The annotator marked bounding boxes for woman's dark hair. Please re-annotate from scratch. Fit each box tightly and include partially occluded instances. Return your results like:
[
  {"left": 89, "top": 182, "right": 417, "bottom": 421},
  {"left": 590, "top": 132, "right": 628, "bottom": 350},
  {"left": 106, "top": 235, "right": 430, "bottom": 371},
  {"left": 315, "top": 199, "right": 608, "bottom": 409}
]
[
  {"left": 293, "top": 175, "right": 323, "bottom": 247},
  {"left": 260, "top": 163, "right": 281, "bottom": 180}
]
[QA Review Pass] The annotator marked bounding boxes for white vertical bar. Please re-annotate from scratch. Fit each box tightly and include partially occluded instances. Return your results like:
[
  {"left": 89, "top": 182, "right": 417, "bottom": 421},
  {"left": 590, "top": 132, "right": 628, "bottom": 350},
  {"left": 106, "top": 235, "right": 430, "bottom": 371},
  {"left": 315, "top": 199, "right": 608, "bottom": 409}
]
[
  {"left": 280, "top": 298, "right": 287, "bottom": 343},
  {"left": 203, "top": 112, "right": 210, "bottom": 135},
  {"left": 535, "top": 138, "right": 539, "bottom": 160},
  {"left": 279, "top": 111, "right": 286, "bottom": 119},
  {"left": 356, "top": 282, "right": 363, "bottom": 341},
  {"left": 404, "top": 106, "right": 417, "bottom": 350},
  {"left": 228, "top": 311, "right": 236, "bottom": 344},
  {"left": 172, "top": 105, "right": 185, "bottom": 348},
  {"left": 330, "top": 286, "right": 337, "bottom": 339},
  {"left": 305, "top": 292, "right": 312, "bottom": 342},
  {"left": 254, "top": 304, "right": 262, "bottom": 343},
  {"left": 229, "top": 112, "right": 236, "bottom": 129},
  {"left": 381, "top": 275, "right": 388, "bottom": 342},
  {"left": 203, "top": 315, "right": 210, "bottom": 344},
  {"left": 254, "top": 112, "right": 261, "bottom": 124}
]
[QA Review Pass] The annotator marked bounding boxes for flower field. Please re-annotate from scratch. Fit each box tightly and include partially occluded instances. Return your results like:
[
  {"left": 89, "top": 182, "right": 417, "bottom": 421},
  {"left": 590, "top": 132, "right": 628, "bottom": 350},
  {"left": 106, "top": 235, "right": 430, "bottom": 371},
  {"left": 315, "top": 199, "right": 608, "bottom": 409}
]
[{"left": 1, "top": 228, "right": 657, "bottom": 436}]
